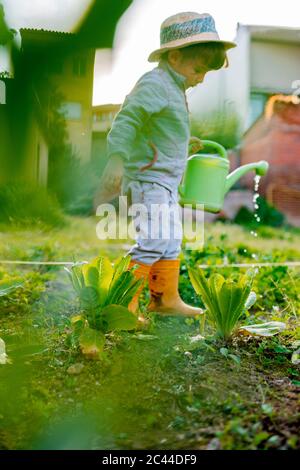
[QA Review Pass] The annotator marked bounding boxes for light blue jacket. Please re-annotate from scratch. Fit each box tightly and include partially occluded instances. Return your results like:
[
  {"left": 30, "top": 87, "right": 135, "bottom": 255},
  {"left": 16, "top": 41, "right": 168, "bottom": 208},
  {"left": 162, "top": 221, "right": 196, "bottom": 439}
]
[{"left": 106, "top": 60, "right": 191, "bottom": 192}]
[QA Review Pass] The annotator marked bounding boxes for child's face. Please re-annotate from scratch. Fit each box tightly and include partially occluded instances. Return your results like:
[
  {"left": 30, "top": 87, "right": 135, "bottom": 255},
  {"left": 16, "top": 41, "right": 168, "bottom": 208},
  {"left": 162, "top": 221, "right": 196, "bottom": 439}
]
[{"left": 168, "top": 50, "right": 213, "bottom": 88}]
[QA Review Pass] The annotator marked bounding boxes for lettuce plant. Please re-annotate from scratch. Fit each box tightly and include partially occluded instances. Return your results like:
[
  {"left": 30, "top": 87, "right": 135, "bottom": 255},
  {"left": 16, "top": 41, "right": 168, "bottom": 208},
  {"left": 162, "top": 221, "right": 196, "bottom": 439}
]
[
  {"left": 65, "top": 255, "right": 143, "bottom": 358},
  {"left": 188, "top": 268, "right": 285, "bottom": 341},
  {"left": 188, "top": 268, "right": 257, "bottom": 340}
]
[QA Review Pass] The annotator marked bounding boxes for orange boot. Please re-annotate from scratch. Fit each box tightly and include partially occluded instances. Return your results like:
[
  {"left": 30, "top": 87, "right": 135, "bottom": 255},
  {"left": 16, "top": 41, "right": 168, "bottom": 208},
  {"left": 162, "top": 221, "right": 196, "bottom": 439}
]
[
  {"left": 128, "top": 260, "right": 152, "bottom": 326},
  {"left": 148, "top": 259, "right": 203, "bottom": 317}
]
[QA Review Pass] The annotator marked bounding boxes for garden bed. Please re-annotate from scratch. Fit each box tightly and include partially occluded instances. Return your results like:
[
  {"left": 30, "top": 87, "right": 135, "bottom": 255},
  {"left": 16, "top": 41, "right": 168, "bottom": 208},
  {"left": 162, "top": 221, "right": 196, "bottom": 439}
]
[{"left": 0, "top": 218, "right": 299, "bottom": 450}]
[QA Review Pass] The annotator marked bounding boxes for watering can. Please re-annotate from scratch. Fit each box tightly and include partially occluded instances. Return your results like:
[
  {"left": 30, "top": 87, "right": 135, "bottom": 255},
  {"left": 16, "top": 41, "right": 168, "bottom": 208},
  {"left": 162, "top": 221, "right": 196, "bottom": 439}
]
[{"left": 178, "top": 140, "right": 269, "bottom": 212}]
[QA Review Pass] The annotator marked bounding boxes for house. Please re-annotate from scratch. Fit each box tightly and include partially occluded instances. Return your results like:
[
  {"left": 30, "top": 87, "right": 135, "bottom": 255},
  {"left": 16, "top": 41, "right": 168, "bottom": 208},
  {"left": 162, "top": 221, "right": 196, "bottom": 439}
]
[
  {"left": 0, "top": 0, "right": 133, "bottom": 190},
  {"left": 236, "top": 26, "right": 300, "bottom": 224},
  {"left": 91, "top": 103, "right": 120, "bottom": 168},
  {"left": 20, "top": 28, "right": 96, "bottom": 164},
  {"left": 0, "top": 75, "right": 48, "bottom": 186},
  {"left": 187, "top": 23, "right": 300, "bottom": 224},
  {"left": 240, "top": 96, "right": 300, "bottom": 225},
  {"left": 188, "top": 23, "right": 300, "bottom": 135},
  {"left": 0, "top": 29, "right": 95, "bottom": 187}
]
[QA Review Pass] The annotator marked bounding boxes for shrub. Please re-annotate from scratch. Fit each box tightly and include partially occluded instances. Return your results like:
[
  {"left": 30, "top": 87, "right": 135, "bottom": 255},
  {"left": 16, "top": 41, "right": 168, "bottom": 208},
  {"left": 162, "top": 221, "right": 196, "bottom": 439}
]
[
  {"left": 234, "top": 196, "right": 285, "bottom": 228},
  {"left": 0, "top": 183, "right": 65, "bottom": 228},
  {"left": 190, "top": 108, "right": 242, "bottom": 150}
]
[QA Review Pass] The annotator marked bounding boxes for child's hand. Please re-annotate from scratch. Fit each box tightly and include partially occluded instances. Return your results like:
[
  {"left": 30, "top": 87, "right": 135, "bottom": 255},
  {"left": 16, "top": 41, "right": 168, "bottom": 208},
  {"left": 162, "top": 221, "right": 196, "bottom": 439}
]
[
  {"left": 93, "top": 154, "right": 124, "bottom": 209},
  {"left": 188, "top": 136, "right": 204, "bottom": 156}
]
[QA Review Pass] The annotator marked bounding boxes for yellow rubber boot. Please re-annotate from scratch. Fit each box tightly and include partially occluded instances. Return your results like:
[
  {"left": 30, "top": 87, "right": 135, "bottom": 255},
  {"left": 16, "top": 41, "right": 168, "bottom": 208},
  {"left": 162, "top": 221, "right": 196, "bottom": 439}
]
[
  {"left": 128, "top": 260, "right": 152, "bottom": 327},
  {"left": 148, "top": 259, "right": 203, "bottom": 317}
]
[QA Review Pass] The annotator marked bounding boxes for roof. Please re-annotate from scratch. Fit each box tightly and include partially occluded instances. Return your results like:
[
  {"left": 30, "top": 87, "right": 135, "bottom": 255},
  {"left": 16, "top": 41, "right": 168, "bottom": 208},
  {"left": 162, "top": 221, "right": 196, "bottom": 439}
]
[
  {"left": 93, "top": 104, "right": 121, "bottom": 113},
  {"left": 20, "top": 28, "right": 73, "bottom": 36},
  {"left": 19, "top": 28, "right": 75, "bottom": 49},
  {"left": 238, "top": 23, "right": 300, "bottom": 45}
]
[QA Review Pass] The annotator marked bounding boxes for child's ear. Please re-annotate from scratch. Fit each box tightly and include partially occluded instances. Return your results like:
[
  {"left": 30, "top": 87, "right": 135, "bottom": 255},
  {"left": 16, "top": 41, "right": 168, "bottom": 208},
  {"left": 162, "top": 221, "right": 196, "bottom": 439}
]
[{"left": 168, "top": 49, "right": 182, "bottom": 65}]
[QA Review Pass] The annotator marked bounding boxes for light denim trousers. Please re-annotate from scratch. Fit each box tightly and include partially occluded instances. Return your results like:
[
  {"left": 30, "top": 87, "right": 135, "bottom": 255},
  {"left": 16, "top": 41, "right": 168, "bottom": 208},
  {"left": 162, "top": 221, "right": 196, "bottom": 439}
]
[{"left": 121, "top": 176, "right": 182, "bottom": 265}]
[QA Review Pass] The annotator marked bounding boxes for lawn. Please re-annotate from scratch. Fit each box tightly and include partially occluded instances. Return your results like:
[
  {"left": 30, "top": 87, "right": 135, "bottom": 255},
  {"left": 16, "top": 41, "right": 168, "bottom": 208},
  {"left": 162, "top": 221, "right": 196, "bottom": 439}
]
[{"left": 0, "top": 217, "right": 299, "bottom": 450}]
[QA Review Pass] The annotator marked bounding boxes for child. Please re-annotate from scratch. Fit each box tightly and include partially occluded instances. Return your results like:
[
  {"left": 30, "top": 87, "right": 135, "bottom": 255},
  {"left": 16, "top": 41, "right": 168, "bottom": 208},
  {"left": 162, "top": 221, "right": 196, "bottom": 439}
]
[{"left": 99, "top": 12, "right": 236, "bottom": 318}]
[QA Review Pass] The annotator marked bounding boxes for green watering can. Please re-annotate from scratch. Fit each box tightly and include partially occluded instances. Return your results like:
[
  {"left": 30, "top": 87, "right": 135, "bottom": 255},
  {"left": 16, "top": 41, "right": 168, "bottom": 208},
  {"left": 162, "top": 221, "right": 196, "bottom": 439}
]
[{"left": 178, "top": 140, "right": 269, "bottom": 212}]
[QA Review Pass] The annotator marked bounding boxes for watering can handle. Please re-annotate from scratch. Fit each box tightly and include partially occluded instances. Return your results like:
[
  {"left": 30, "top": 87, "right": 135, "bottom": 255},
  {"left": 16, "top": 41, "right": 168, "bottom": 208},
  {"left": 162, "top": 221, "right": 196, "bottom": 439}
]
[{"left": 200, "top": 140, "right": 228, "bottom": 160}]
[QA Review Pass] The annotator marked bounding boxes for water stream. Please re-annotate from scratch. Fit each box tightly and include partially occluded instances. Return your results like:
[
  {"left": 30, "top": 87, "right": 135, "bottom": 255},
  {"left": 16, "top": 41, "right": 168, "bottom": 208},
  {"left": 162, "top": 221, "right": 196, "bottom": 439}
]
[
  {"left": 250, "top": 174, "right": 262, "bottom": 270},
  {"left": 241, "top": 174, "right": 262, "bottom": 270}
]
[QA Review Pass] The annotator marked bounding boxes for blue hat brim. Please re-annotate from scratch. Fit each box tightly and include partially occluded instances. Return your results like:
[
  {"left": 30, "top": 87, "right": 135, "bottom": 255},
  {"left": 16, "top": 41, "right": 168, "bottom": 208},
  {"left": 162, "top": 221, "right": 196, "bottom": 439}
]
[{"left": 148, "top": 39, "right": 236, "bottom": 63}]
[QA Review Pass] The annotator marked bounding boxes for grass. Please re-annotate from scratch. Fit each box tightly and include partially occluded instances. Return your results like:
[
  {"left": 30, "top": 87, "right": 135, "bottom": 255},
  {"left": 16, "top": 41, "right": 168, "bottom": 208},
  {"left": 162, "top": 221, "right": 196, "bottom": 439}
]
[{"left": 0, "top": 217, "right": 299, "bottom": 450}]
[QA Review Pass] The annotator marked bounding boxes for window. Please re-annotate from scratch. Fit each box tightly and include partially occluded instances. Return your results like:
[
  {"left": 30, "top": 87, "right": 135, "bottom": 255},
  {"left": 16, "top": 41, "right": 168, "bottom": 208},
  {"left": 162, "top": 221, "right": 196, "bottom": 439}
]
[
  {"left": 59, "top": 102, "right": 82, "bottom": 120},
  {"left": 0, "top": 80, "right": 6, "bottom": 105},
  {"left": 73, "top": 57, "right": 87, "bottom": 77},
  {"left": 93, "top": 109, "right": 118, "bottom": 123},
  {"left": 247, "top": 93, "right": 268, "bottom": 128}
]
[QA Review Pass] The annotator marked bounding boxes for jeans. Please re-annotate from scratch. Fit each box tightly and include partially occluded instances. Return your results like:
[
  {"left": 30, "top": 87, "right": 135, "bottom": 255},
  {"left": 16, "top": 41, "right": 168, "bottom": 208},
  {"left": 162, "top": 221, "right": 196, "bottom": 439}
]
[{"left": 121, "top": 177, "right": 182, "bottom": 265}]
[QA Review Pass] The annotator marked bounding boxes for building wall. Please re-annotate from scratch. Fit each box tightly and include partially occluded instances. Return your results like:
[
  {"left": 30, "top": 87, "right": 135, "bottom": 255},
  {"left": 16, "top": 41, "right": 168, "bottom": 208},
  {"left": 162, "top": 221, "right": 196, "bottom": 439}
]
[
  {"left": 251, "top": 41, "right": 300, "bottom": 93},
  {"left": 91, "top": 132, "right": 108, "bottom": 173},
  {"left": 188, "top": 25, "right": 300, "bottom": 138},
  {"left": 51, "top": 49, "right": 95, "bottom": 162},
  {"left": 37, "top": 134, "right": 48, "bottom": 186},
  {"left": 91, "top": 104, "right": 120, "bottom": 171},
  {"left": 240, "top": 101, "right": 300, "bottom": 199},
  {"left": 20, "top": 112, "right": 48, "bottom": 186},
  {"left": 0, "top": 101, "right": 11, "bottom": 184},
  {"left": 188, "top": 24, "right": 250, "bottom": 135}
]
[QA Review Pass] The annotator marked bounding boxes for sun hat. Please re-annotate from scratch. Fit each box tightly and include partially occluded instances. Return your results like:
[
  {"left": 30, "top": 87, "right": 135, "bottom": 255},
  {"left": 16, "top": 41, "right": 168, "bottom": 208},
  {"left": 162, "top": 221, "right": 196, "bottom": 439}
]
[{"left": 148, "top": 12, "right": 236, "bottom": 63}]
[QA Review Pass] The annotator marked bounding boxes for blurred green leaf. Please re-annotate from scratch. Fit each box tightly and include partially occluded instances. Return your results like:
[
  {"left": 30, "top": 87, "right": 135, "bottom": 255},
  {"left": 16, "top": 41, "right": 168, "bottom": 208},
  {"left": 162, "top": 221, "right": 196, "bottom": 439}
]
[
  {"left": 0, "top": 337, "right": 10, "bottom": 364},
  {"left": 79, "top": 327, "right": 105, "bottom": 360},
  {"left": 239, "top": 322, "right": 286, "bottom": 337},
  {"left": 101, "top": 305, "right": 137, "bottom": 332},
  {"left": 291, "top": 349, "right": 300, "bottom": 365}
]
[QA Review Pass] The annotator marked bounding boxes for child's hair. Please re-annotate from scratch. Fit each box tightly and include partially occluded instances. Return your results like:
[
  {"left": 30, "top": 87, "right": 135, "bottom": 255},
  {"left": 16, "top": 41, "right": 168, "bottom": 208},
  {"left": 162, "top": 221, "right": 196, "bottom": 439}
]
[{"left": 162, "top": 42, "right": 228, "bottom": 70}]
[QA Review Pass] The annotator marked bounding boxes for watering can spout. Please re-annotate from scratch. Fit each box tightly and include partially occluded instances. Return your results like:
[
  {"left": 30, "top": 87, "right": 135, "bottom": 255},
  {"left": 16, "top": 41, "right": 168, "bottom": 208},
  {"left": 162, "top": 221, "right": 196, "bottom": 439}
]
[
  {"left": 225, "top": 161, "right": 269, "bottom": 194},
  {"left": 178, "top": 139, "right": 269, "bottom": 213}
]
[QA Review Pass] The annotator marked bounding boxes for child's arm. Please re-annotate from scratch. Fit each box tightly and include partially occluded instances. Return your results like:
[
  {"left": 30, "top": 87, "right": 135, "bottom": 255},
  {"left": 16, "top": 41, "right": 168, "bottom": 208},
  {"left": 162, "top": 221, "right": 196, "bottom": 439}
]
[
  {"left": 95, "top": 74, "right": 168, "bottom": 205},
  {"left": 93, "top": 154, "right": 124, "bottom": 208},
  {"left": 106, "top": 74, "right": 168, "bottom": 162}
]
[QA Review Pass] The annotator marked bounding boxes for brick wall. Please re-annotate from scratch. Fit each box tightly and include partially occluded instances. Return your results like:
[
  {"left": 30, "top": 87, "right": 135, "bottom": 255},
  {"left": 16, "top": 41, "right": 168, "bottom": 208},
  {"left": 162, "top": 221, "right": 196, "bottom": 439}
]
[{"left": 240, "top": 99, "right": 300, "bottom": 221}]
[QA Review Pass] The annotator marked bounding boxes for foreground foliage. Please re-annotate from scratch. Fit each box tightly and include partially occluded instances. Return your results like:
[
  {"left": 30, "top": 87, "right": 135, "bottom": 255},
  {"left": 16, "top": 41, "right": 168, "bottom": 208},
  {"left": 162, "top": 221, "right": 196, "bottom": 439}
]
[
  {"left": 188, "top": 268, "right": 286, "bottom": 341},
  {"left": 65, "top": 256, "right": 141, "bottom": 358},
  {"left": 0, "top": 219, "right": 299, "bottom": 450}
]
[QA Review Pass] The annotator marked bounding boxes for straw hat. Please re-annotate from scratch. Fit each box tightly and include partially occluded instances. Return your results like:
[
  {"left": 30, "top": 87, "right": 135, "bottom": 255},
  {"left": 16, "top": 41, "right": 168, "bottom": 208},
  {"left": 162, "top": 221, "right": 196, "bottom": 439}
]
[{"left": 148, "top": 12, "right": 236, "bottom": 63}]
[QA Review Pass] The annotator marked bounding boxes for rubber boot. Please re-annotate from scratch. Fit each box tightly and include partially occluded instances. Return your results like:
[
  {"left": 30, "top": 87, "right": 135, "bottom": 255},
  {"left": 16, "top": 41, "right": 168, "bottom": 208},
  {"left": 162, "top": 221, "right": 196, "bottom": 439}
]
[
  {"left": 128, "top": 259, "right": 152, "bottom": 328},
  {"left": 148, "top": 259, "right": 203, "bottom": 317}
]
